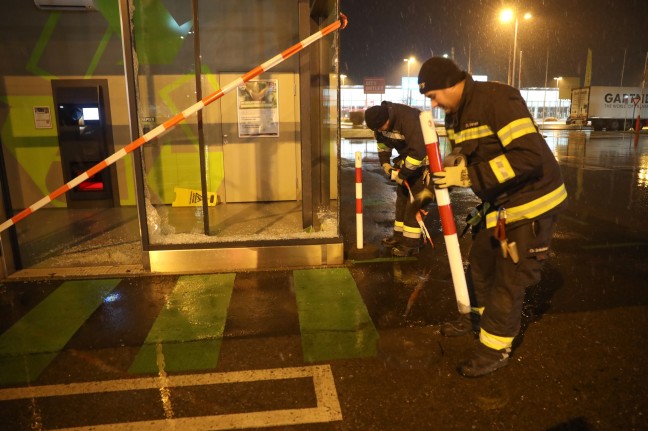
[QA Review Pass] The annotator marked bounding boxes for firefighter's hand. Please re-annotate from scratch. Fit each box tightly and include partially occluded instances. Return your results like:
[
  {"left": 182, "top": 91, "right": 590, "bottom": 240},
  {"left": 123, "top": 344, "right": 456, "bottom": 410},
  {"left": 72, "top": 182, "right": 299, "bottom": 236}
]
[
  {"left": 433, "top": 164, "right": 471, "bottom": 188},
  {"left": 393, "top": 173, "right": 404, "bottom": 185},
  {"left": 382, "top": 163, "right": 392, "bottom": 176}
]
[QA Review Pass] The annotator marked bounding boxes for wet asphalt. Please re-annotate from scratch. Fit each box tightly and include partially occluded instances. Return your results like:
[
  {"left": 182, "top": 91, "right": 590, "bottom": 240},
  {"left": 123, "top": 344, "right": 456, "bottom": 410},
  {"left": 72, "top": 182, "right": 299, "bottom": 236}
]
[{"left": 1, "top": 129, "right": 647, "bottom": 430}]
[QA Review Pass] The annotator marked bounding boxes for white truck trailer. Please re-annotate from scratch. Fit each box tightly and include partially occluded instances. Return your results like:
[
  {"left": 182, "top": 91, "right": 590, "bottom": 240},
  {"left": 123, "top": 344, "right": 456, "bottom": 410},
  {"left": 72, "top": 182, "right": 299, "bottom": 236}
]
[{"left": 569, "top": 86, "right": 648, "bottom": 131}]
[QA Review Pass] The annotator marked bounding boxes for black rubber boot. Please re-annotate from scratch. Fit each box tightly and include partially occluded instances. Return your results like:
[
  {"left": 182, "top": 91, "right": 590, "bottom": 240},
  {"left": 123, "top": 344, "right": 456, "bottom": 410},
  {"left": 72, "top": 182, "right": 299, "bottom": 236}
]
[
  {"left": 381, "top": 232, "right": 402, "bottom": 247},
  {"left": 391, "top": 236, "right": 420, "bottom": 257},
  {"left": 440, "top": 312, "right": 480, "bottom": 337},
  {"left": 457, "top": 342, "right": 510, "bottom": 378}
]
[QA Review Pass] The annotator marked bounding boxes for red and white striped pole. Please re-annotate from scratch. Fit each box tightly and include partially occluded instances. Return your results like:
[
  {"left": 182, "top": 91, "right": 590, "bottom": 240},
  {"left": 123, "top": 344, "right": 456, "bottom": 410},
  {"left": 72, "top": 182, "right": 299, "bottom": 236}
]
[
  {"left": 0, "top": 14, "right": 348, "bottom": 234},
  {"left": 419, "top": 111, "right": 470, "bottom": 314},
  {"left": 354, "top": 151, "right": 364, "bottom": 249}
]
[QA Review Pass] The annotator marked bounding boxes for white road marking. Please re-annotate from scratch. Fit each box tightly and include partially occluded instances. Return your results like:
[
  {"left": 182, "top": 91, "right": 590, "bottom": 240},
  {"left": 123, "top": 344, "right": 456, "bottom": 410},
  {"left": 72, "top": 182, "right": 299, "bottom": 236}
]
[{"left": 0, "top": 365, "right": 342, "bottom": 430}]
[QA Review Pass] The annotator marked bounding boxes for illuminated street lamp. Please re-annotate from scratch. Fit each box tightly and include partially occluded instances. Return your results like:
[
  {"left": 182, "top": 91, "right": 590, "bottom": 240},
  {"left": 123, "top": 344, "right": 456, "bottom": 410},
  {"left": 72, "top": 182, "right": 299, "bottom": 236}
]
[
  {"left": 403, "top": 57, "right": 415, "bottom": 105},
  {"left": 500, "top": 8, "right": 532, "bottom": 87}
]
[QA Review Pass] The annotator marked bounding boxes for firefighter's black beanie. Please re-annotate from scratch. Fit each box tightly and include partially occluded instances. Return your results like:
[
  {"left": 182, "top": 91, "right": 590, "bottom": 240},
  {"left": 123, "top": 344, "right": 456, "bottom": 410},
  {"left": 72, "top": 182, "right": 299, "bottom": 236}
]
[
  {"left": 418, "top": 57, "right": 466, "bottom": 94},
  {"left": 364, "top": 103, "right": 389, "bottom": 130}
]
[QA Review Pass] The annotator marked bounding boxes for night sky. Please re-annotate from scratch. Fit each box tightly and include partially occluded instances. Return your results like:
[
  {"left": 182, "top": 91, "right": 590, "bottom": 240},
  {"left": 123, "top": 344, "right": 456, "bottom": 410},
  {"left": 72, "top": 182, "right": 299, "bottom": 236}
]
[{"left": 339, "top": 0, "right": 648, "bottom": 88}]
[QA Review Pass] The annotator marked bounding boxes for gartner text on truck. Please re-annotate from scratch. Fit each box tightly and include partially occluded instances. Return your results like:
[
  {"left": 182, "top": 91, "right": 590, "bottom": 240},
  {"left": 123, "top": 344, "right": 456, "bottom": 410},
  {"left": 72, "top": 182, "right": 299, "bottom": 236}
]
[{"left": 604, "top": 93, "right": 648, "bottom": 104}]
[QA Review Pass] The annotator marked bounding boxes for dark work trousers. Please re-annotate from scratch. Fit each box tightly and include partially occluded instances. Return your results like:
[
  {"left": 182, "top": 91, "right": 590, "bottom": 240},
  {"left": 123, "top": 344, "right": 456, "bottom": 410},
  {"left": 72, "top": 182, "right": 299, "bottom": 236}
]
[
  {"left": 394, "top": 168, "right": 429, "bottom": 238},
  {"left": 468, "top": 214, "right": 559, "bottom": 338}
]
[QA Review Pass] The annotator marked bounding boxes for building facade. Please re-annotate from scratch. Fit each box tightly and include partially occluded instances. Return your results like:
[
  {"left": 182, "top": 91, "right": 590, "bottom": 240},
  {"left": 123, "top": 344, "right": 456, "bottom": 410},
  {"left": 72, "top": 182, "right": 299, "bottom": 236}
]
[{"left": 0, "top": 0, "right": 343, "bottom": 277}]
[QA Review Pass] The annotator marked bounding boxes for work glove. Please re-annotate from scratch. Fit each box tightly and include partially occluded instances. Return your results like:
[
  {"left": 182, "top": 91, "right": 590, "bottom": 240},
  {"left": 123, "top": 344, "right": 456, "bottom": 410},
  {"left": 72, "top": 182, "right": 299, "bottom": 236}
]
[
  {"left": 392, "top": 170, "right": 404, "bottom": 185},
  {"left": 433, "top": 159, "right": 471, "bottom": 188},
  {"left": 382, "top": 163, "right": 393, "bottom": 176}
]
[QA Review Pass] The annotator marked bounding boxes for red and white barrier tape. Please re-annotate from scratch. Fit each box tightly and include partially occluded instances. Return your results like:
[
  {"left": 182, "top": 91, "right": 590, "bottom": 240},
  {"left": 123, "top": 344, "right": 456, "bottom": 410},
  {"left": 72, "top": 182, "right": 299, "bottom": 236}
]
[{"left": 354, "top": 151, "right": 363, "bottom": 249}]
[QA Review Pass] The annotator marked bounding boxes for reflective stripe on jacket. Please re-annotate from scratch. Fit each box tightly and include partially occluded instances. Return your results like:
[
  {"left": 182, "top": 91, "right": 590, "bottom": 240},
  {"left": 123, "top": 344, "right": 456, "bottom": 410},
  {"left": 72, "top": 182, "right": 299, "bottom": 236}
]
[
  {"left": 445, "top": 76, "right": 567, "bottom": 225},
  {"left": 374, "top": 102, "right": 428, "bottom": 179}
]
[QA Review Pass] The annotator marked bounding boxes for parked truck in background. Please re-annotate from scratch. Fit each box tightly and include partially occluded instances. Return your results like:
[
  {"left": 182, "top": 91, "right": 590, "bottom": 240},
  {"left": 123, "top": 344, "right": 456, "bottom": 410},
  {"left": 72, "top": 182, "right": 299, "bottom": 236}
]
[{"left": 568, "top": 86, "right": 648, "bottom": 131}]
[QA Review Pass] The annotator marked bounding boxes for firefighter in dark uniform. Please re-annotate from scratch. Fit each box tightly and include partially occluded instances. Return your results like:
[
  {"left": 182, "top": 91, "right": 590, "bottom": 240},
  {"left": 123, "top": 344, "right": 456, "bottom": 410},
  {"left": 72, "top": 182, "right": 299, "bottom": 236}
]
[
  {"left": 364, "top": 101, "right": 433, "bottom": 256},
  {"left": 417, "top": 57, "right": 568, "bottom": 377}
]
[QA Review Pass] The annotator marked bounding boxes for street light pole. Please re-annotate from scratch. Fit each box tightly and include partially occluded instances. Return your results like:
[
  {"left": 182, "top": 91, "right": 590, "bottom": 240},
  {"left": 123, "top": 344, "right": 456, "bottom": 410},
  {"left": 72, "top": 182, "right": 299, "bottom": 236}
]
[
  {"left": 500, "top": 9, "right": 531, "bottom": 88},
  {"left": 518, "top": 50, "right": 523, "bottom": 89},
  {"left": 512, "top": 16, "right": 519, "bottom": 87},
  {"left": 403, "top": 57, "right": 414, "bottom": 105},
  {"left": 403, "top": 58, "right": 408, "bottom": 104},
  {"left": 542, "top": 48, "right": 549, "bottom": 119},
  {"left": 554, "top": 76, "right": 562, "bottom": 118},
  {"left": 407, "top": 59, "right": 411, "bottom": 105}
]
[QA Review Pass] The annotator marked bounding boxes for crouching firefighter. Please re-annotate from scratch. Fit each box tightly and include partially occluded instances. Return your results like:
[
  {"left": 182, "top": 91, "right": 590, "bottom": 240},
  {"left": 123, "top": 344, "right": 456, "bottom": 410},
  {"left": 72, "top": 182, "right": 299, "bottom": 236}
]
[
  {"left": 365, "top": 101, "right": 434, "bottom": 256},
  {"left": 418, "top": 57, "right": 568, "bottom": 377}
]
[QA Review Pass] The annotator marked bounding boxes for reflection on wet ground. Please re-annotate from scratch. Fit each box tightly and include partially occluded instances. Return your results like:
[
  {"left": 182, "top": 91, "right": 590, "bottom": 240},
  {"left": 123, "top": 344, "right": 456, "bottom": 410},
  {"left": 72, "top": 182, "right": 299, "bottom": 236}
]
[{"left": 548, "top": 131, "right": 648, "bottom": 236}]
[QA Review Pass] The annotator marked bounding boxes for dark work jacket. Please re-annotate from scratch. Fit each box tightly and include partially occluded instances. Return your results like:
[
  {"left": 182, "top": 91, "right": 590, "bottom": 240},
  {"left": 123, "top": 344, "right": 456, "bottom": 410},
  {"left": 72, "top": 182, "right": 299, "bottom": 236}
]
[
  {"left": 374, "top": 101, "right": 428, "bottom": 180},
  {"left": 444, "top": 76, "right": 567, "bottom": 228}
]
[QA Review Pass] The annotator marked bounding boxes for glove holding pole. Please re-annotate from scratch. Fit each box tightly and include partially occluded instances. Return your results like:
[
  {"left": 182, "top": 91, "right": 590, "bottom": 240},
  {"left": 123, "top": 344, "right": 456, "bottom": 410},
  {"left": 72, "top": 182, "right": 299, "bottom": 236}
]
[
  {"left": 433, "top": 157, "right": 471, "bottom": 189},
  {"left": 393, "top": 171, "right": 404, "bottom": 186},
  {"left": 383, "top": 154, "right": 404, "bottom": 182},
  {"left": 385, "top": 166, "right": 404, "bottom": 186}
]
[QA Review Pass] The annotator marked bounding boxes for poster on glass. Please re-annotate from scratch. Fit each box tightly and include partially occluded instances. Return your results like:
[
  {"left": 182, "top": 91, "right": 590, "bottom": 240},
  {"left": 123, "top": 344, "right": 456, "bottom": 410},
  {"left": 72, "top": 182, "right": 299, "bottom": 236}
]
[{"left": 237, "top": 80, "right": 279, "bottom": 137}]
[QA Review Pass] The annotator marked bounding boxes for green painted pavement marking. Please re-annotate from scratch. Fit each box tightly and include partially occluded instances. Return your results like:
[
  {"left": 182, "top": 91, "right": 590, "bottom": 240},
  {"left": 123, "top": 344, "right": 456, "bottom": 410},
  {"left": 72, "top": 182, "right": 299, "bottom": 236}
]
[
  {"left": 0, "top": 279, "right": 120, "bottom": 385},
  {"left": 294, "top": 268, "right": 378, "bottom": 362},
  {"left": 129, "top": 274, "right": 235, "bottom": 375}
]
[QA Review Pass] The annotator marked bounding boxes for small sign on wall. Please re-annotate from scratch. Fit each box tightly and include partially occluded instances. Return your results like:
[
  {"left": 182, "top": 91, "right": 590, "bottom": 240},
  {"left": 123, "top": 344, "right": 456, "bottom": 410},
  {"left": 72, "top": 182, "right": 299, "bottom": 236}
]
[
  {"left": 364, "top": 77, "right": 385, "bottom": 94},
  {"left": 237, "top": 80, "right": 279, "bottom": 137},
  {"left": 33, "top": 106, "right": 52, "bottom": 129}
]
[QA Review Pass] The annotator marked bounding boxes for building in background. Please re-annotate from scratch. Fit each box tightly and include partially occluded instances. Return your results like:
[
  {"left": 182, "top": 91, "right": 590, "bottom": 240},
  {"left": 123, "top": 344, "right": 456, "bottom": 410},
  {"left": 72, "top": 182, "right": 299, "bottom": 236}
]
[{"left": 341, "top": 81, "right": 568, "bottom": 124}]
